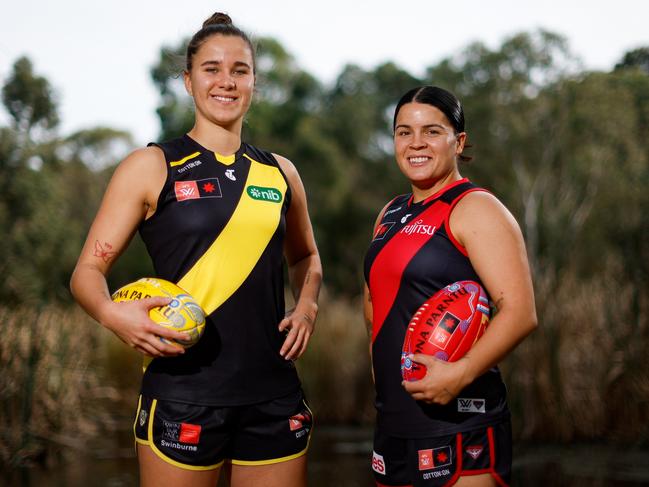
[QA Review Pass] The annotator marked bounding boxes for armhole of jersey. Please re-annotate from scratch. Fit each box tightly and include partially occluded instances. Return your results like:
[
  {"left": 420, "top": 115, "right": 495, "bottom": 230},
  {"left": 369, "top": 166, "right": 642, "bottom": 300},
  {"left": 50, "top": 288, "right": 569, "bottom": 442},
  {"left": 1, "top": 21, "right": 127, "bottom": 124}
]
[
  {"left": 143, "top": 142, "right": 171, "bottom": 223},
  {"left": 268, "top": 151, "right": 293, "bottom": 211},
  {"left": 372, "top": 194, "right": 405, "bottom": 234},
  {"left": 444, "top": 188, "right": 491, "bottom": 256}
]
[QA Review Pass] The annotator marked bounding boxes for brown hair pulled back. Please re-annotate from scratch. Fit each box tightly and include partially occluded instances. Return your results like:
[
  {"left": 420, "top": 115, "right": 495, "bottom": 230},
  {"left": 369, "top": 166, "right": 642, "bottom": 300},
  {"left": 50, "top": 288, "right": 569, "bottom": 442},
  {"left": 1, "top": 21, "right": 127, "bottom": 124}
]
[{"left": 185, "top": 12, "right": 256, "bottom": 72}]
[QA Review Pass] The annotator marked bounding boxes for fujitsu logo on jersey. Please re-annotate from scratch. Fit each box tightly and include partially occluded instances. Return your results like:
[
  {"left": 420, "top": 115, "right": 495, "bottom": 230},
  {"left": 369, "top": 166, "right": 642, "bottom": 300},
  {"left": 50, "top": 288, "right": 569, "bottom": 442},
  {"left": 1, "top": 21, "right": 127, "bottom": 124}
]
[{"left": 400, "top": 219, "right": 436, "bottom": 236}]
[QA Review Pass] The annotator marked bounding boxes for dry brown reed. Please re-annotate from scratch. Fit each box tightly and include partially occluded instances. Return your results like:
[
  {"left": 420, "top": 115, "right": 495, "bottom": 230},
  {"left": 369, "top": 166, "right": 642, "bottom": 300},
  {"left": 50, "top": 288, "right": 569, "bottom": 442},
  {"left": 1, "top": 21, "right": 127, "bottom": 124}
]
[
  {"left": 0, "top": 306, "right": 122, "bottom": 467},
  {"left": 296, "top": 291, "right": 376, "bottom": 424},
  {"left": 502, "top": 255, "right": 649, "bottom": 443},
  {"left": 2, "top": 266, "right": 647, "bottom": 469}
]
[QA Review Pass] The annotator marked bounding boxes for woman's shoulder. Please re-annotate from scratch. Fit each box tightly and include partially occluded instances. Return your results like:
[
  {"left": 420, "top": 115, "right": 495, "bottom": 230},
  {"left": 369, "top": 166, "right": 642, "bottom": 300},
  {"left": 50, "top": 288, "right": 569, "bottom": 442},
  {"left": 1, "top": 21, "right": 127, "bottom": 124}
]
[
  {"left": 106, "top": 147, "right": 167, "bottom": 204},
  {"left": 451, "top": 189, "right": 521, "bottom": 240},
  {"left": 454, "top": 189, "right": 508, "bottom": 216},
  {"left": 270, "top": 152, "right": 302, "bottom": 189},
  {"left": 116, "top": 145, "right": 166, "bottom": 175}
]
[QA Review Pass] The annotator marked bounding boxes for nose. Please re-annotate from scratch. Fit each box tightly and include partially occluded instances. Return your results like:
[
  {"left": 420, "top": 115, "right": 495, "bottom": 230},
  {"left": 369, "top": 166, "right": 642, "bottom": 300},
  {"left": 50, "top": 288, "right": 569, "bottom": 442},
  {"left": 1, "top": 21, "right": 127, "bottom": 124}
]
[
  {"left": 217, "top": 72, "right": 235, "bottom": 90},
  {"left": 409, "top": 132, "right": 426, "bottom": 149}
]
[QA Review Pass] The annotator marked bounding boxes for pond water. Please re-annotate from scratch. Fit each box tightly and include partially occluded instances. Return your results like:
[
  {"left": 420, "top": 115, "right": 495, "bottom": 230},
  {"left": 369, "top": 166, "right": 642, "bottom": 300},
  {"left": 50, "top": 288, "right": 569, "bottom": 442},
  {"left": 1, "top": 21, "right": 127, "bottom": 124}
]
[{"left": 3, "top": 426, "right": 648, "bottom": 486}]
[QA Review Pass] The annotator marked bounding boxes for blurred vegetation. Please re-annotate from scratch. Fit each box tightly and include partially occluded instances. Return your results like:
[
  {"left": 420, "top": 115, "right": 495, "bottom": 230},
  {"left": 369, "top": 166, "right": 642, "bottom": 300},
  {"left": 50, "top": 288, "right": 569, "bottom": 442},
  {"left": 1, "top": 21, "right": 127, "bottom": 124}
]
[{"left": 1, "top": 30, "right": 648, "bottom": 467}]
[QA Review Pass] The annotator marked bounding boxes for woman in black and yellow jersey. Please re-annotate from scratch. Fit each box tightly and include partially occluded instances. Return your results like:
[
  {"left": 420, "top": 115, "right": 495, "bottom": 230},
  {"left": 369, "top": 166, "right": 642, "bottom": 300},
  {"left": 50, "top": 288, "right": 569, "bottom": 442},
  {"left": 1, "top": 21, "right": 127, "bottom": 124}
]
[{"left": 70, "top": 12, "right": 321, "bottom": 487}]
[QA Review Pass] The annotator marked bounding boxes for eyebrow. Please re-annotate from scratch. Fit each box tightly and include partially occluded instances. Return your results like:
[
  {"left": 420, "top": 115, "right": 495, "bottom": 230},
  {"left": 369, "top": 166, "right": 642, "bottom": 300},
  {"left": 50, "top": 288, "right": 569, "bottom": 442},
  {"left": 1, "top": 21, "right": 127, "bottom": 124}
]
[
  {"left": 395, "top": 123, "right": 446, "bottom": 130},
  {"left": 200, "top": 60, "right": 252, "bottom": 69}
]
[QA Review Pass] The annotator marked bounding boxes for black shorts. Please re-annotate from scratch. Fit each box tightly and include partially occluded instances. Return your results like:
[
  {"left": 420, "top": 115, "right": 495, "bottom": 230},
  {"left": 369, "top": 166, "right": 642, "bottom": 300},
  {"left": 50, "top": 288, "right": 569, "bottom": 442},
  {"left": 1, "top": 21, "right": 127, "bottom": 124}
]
[
  {"left": 133, "top": 389, "right": 313, "bottom": 471},
  {"left": 371, "top": 420, "right": 511, "bottom": 487}
]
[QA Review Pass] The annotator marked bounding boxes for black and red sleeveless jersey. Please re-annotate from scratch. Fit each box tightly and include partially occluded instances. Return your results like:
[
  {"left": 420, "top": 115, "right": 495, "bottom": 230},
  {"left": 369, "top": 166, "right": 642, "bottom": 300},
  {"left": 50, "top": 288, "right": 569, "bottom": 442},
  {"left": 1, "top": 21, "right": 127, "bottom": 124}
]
[
  {"left": 364, "top": 179, "right": 509, "bottom": 438},
  {"left": 137, "top": 134, "right": 300, "bottom": 406}
]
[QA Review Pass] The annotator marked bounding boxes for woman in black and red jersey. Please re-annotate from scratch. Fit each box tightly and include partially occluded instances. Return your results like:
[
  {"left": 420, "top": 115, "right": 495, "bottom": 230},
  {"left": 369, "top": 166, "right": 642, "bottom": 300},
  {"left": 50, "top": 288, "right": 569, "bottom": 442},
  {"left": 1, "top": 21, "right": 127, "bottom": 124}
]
[{"left": 363, "top": 86, "right": 537, "bottom": 487}]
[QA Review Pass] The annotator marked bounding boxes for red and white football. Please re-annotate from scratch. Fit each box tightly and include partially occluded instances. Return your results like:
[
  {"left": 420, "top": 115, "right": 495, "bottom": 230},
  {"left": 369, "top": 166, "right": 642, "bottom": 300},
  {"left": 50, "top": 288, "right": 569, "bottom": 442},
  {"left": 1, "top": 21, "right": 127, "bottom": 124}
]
[{"left": 401, "top": 280, "right": 490, "bottom": 381}]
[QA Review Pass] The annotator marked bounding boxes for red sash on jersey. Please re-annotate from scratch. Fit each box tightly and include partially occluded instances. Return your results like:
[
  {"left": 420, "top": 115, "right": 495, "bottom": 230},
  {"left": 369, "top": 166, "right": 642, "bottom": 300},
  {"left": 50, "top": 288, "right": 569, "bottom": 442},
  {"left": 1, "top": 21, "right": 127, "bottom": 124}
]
[{"left": 369, "top": 199, "right": 451, "bottom": 343}]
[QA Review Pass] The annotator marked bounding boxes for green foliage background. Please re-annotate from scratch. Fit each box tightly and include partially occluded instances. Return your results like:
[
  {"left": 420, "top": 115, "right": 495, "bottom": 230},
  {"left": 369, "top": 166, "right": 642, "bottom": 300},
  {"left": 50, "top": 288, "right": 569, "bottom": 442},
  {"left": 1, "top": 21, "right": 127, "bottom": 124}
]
[{"left": 1, "top": 33, "right": 648, "bottom": 465}]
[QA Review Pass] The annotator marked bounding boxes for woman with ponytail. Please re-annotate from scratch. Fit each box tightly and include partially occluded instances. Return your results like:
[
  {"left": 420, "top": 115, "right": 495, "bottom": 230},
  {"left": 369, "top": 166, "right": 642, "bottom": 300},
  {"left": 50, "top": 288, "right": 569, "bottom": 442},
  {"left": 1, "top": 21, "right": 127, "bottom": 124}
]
[
  {"left": 71, "top": 12, "right": 321, "bottom": 487},
  {"left": 363, "top": 86, "right": 536, "bottom": 486}
]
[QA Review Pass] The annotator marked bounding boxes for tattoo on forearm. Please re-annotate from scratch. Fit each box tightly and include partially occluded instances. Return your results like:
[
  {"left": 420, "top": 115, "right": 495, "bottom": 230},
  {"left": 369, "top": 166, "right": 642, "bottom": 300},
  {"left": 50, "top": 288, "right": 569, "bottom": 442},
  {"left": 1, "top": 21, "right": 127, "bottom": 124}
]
[{"left": 93, "top": 240, "right": 116, "bottom": 263}]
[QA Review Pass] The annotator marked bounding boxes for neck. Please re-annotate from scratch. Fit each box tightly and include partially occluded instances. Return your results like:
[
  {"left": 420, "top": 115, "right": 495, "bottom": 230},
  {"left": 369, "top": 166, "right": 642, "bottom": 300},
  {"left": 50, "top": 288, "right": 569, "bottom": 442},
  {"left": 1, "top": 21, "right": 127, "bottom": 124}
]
[
  {"left": 188, "top": 119, "right": 242, "bottom": 155},
  {"left": 411, "top": 171, "right": 463, "bottom": 203}
]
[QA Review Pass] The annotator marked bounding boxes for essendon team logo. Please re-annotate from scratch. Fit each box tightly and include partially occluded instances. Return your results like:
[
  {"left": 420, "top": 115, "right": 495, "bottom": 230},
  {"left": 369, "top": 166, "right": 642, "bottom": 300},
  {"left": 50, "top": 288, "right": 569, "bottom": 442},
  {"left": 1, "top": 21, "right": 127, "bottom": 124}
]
[
  {"left": 373, "top": 222, "right": 395, "bottom": 241},
  {"left": 175, "top": 178, "right": 222, "bottom": 201},
  {"left": 465, "top": 445, "right": 484, "bottom": 460}
]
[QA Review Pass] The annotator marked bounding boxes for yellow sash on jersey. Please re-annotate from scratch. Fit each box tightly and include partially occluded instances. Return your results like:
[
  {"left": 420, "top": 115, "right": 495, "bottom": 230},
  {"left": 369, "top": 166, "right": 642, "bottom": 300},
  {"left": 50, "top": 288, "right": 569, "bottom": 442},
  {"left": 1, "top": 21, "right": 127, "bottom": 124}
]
[{"left": 177, "top": 156, "right": 287, "bottom": 315}]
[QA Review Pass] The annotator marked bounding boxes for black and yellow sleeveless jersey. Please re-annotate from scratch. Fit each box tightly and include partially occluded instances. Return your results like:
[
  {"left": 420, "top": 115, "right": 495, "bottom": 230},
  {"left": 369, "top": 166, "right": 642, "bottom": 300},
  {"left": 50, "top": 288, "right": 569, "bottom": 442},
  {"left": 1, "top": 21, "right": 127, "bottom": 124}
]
[{"left": 138, "top": 134, "right": 299, "bottom": 406}]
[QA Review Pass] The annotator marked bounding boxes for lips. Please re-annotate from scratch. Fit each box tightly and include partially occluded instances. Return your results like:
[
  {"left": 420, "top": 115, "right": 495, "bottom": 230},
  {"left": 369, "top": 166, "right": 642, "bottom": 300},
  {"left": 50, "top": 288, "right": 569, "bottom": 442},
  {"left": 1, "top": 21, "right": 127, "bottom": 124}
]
[
  {"left": 211, "top": 95, "right": 237, "bottom": 103},
  {"left": 408, "top": 156, "right": 430, "bottom": 165}
]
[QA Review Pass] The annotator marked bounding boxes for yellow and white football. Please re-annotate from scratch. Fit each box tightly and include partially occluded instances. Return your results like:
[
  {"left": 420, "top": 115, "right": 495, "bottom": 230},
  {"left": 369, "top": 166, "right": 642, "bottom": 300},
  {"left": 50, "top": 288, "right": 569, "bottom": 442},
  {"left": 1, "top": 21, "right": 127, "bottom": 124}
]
[{"left": 111, "top": 277, "right": 206, "bottom": 348}]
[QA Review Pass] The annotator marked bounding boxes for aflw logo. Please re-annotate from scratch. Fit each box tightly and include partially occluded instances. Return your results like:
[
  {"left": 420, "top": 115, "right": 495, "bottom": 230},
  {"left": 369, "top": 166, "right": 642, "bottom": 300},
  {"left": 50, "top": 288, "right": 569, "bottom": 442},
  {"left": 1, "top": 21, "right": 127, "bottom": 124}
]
[
  {"left": 400, "top": 219, "right": 436, "bottom": 236},
  {"left": 457, "top": 398, "right": 486, "bottom": 413}
]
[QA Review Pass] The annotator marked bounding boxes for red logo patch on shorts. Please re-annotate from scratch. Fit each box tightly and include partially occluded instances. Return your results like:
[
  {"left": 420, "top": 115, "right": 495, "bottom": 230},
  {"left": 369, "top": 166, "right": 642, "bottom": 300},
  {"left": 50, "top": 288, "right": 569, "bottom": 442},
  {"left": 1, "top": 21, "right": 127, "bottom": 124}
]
[
  {"left": 179, "top": 423, "right": 201, "bottom": 444},
  {"left": 418, "top": 446, "right": 452, "bottom": 470},
  {"left": 288, "top": 412, "right": 311, "bottom": 431},
  {"left": 419, "top": 449, "right": 434, "bottom": 470}
]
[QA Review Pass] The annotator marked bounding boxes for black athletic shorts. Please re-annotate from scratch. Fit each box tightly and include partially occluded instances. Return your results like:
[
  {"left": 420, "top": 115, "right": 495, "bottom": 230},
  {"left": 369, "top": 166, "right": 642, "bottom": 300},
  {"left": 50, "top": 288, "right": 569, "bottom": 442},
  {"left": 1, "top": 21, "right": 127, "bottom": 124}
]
[
  {"left": 371, "top": 420, "right": 511, "bottom": 486},
  {"left": 133, "top": 389, "right": 313, "bottom": 471}
]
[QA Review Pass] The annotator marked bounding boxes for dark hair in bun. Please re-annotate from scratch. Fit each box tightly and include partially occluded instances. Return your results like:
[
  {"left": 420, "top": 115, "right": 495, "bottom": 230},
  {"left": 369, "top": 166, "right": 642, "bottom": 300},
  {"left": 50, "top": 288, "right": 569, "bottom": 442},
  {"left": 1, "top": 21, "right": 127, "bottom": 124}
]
[
  {"left": 186, "top": 12, "right": 255, "bottom": 72},
  {"left": 394, "top": 86, "right": 472, "bottom": 162}
]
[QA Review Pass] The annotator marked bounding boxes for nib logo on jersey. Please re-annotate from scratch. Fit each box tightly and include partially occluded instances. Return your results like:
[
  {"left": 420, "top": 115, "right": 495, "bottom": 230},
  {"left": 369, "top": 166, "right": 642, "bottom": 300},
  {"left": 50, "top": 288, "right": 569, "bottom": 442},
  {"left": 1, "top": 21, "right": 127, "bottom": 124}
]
[
  {"left": 160, "top": 420, "right": 202, "bottom": 452},
  {"left": 247, "top": 185, "right": 282, "bottom": 203},
  {"left": 174, "top": 178, "right": 223, "bottom": 201}
]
